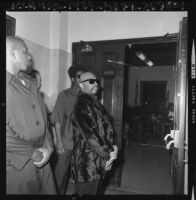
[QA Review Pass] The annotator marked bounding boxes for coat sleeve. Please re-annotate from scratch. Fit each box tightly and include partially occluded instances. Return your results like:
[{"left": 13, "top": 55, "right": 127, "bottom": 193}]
[
  {"left": 43, "top": 120, "right": 54, "bottom": 149},
  {"left": 74, "top": 100, "right": 113, "bottom": 160},
  {"left": 6, "top": 100, "right": 34, "bottom": 170},
  {"left": 51, "top": 92, "right": 67, "bottom": 124},
  {"left": 6, "top": 125, "right": 35, "bottom": 171}
]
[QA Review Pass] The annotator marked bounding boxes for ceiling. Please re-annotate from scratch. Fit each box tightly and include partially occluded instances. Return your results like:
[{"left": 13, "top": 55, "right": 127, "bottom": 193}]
[{"left": 125, "top": 42, "right": 177, "bottom": 67}]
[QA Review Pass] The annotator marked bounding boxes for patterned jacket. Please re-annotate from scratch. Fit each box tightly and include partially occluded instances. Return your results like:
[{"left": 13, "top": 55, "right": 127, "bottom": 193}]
[{"left": 71, "top": 91, "right": 117, "bottom": 182}]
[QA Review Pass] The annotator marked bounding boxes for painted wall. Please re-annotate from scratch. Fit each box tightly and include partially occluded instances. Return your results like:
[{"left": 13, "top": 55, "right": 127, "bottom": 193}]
[
  {"left": 67, "top": 11, "right": 187, "bottom": 89},
  {"left": 67, "top": 12, "right": 187, "bottom": 51},
  {"left": 6, "top": 12, "right": 51, "bottom": 48},
  {"left": 6, "top": 11, "right": 187, "bottom": 50},
  {"left": 6, "top": 11, "right": 69, "bottom": 111},
  {"left": 6, "top": 11, "right": 69, "bottom": 50},
  {"left": 6, "top": 11, "right": 187, "bottom": 110}
]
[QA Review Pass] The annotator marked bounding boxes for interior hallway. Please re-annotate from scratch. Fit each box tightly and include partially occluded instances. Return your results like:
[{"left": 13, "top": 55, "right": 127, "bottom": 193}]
[{"left": 119, "top": 142, "right": 173, "bottom": 194}]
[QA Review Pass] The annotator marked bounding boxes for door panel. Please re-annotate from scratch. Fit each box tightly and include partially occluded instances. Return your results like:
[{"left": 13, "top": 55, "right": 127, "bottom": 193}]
[
  {"left": 102, "top": 52, "right": 124, "bottom": 187},
  {"left": 102, "top": 52, "right": 118, "bottom": 115},
  {"left": 102, "top": 78, "right": 113, "bottom": 114},
  {"left": 6, "top": 15, "right": 15, "bottom": 36},
  {"left": 172, "top": 17, "right": 188, "bottom": 194}
]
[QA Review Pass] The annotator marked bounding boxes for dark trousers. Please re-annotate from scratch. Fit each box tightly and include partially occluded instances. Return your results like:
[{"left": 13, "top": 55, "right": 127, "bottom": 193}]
[
  {"left": 75, "top": 180, "right": 103, "bottom": 196},
  {"left": 53, "top": 150, "right": 72, "bottom": 194}
]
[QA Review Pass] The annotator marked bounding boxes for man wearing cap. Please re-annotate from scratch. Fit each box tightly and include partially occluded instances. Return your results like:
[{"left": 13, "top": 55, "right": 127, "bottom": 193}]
[
  {"left": 71, "top": 72, "right": 118, "bottom": 195},
  {"left": 6, "top": 36, "right": 56, "bottom": 194},
  {"left": 51, "top": 65, "right": 86, "bottom": 194}
]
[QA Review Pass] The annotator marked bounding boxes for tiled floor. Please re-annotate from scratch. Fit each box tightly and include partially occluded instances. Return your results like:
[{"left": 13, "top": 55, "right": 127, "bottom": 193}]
[
  {"left": 120, "top": 142, "right": 173, "bottom": 194},
  {"left": 66, "top": 142, "right": 174, "bottom": 195},
  {"left": 66, "top": 180, "right": 137, "bottom": 195}
]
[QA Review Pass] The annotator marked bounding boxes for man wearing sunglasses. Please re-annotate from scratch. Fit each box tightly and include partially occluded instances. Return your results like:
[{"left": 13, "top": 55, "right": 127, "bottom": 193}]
[
  {"left": 51, "top": 65, "right": 86, "bottom": 194},
  {"left": 71, "top": 72, "right": 118, "bottom": 196}
]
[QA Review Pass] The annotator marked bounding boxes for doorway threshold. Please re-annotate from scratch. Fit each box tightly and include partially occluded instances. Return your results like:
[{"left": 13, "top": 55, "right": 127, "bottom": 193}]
[
  {"left": 105, "top": 185, "right": 152, "bottom": 195},
  {"left": 140, "top": 143, "right": 165, "bottom": 148}
]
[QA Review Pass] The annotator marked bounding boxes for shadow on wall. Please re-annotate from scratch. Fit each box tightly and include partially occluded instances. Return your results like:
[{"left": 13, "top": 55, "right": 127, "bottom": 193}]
[{"left": 43, "top": 93, "right": 58, "bottom": 113}]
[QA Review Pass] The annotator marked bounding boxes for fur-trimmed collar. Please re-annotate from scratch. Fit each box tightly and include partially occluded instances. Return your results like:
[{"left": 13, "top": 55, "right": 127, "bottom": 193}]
[{"left": 78, "top": 91, "right": 97, "bottom": 104}]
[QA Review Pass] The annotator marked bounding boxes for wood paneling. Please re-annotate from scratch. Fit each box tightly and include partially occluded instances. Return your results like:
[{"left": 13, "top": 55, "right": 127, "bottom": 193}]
[{"left": 6, "top": 15, "right": 15, "bottom": 36}]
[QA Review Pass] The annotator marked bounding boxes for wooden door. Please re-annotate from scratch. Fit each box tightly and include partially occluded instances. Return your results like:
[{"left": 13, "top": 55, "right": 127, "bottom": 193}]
[
  {"left": 172, "top": 17, "right": 188, "bottom": 194},
  {"left": 6, "top": 15, "right": 15, "bottom": 36},
  {"left": 101, "top": 51, "right": 124, "bottom": 187},
  {"left": 72, "top": 42, "right": 124, "bottom": 187}
]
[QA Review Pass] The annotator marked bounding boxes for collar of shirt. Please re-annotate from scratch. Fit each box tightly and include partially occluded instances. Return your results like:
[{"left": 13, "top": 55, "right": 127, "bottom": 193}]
[
  {"left": 71, "top": 84, "right": 81, "bottom": 96},
  {"left": 18, "top": 72, "right": 33, "bottom": 89},
  {"left": 6, "top": 71, "right": 33, "bottom": 89}
]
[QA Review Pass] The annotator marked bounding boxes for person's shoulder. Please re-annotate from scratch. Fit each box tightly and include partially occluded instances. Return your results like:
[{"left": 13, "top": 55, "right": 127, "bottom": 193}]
[
  {"left": 57, "top": 88, "right": 69, "bottom": 96},
  {"left": 56, "top": 88, "right": 73, "bottom": 101},
  {"left": 63, "top": 85, "right": 81, "bottom": 97},
  {"left": 63, "top": 87, "right": 76, "bottom": 97},
  {"left": 65, "top": 87, "right": 73, "bottom": 93}
]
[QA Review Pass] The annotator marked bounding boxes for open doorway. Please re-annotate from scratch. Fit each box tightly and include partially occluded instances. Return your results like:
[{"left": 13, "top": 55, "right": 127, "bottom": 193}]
[
  {"left": 120, "top": 17, "right": 187, "bottom": 193},
  {"left": 123, "top": 41, "right": 176, "bottom": 147},
  {"left": 121, "top": 40, "right": 177, "bottom": 194}
]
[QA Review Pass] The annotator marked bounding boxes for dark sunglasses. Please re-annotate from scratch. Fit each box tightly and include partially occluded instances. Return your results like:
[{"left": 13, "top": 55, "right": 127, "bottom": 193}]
[{"left": 80, "top": 79, "right": 99, "bottom": 84}]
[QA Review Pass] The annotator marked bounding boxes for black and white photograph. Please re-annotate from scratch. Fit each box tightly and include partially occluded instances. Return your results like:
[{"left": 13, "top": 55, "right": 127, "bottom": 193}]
[{"left": 4, "top": 1, "right": 195, "bottom": 198}]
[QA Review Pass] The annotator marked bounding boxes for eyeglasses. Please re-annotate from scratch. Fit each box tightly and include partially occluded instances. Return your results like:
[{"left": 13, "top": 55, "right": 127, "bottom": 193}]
[{"left": 80, "top": 79, "right": 99, "bottom": 84}]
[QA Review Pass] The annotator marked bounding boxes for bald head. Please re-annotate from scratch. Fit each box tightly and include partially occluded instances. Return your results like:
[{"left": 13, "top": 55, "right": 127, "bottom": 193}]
[
  {"left": 6, "top": 36, "right": 27, "bottom": 51},
  {"left": 79, "top": 72, "right": 99, "bottom": 95},
  {"left": 6, "top": 36, "right": 31, "bottom": 75}
]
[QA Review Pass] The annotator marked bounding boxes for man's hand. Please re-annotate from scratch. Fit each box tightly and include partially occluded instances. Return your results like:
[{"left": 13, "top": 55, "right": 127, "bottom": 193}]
[
  {"left": 54, "top": 122, "right": 65, "bottom": 154},
  {"left": 32, "top": 147, "right": 53, "bottom": 168},
  {"left": 110, "top": 145, "right": 118, "bottom": 160},
  {"left": 105, "top": 145, "right": 118, "bottom": 171},
  {"left": 105, "top": 160, "right": 113, "bottom": 171},
  {"left": 113, "top": 145, "right": 118, "bottom": 158},
  {"left": 55, "top": 141, "right": 65, "bottom": 154}
]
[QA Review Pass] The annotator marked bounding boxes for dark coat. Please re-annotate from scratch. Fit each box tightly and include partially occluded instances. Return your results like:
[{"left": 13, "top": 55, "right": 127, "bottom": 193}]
[{"left": 71, "top": 91, "right": 117, "bottom": 182}]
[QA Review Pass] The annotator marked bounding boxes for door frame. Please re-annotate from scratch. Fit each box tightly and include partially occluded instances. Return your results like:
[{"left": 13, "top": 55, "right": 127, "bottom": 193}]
[
  {"left": 6, "top": 15, "right": 16, "bottom": 36},
  {"left": 172, "top": 17, "right": 188, "bottom": 194},
  {"left": 122, "top": 17, "right": 188, "bottom": 193}
]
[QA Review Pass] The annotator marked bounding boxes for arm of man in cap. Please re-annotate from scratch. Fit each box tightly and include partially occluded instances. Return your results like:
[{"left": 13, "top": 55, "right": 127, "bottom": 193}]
[
  {"left": 51, "top": 92, "right": 66, "bottom": 154},
  {"left": 32, "top": 92, "right": 54, "bottom": 167},
  {"left": 54, "top": 122, "right": 65, "bottom": 154}
]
